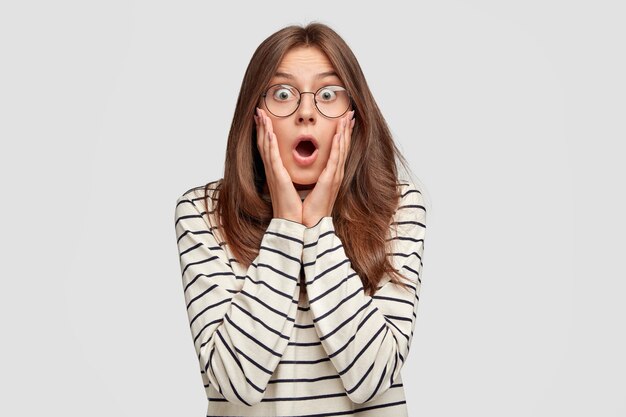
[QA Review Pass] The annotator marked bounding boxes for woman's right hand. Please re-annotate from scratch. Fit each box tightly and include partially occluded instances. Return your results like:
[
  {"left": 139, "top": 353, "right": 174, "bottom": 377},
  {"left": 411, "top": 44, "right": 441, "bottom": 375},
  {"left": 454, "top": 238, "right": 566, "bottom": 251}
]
[{"left": 254, "top": 107, "right": 303, "bottom": 224}]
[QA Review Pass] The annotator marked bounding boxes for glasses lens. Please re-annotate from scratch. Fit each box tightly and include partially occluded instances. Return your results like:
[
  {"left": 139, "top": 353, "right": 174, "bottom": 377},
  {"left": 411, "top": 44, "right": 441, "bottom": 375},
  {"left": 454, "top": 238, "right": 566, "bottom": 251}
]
[
  {"left": 265, "top": 84, "right": 300, "bottom": 117},
  {"left": 315, "top": 86, "right": 350, "bottom": 117}
]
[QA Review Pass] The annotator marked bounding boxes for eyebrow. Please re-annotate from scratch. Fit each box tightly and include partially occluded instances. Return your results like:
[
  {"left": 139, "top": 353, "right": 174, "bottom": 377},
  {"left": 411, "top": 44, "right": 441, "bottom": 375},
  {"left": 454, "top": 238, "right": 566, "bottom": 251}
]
[{"left": 273, "top": 71, "right": 339, "bottom": 80}]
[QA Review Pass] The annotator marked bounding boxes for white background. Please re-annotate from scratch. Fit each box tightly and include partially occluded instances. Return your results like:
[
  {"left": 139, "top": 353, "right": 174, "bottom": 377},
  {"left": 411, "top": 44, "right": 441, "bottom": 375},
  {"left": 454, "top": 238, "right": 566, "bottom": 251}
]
[{"left": 1, "top": 1, "right": 624, "bottom": 416}]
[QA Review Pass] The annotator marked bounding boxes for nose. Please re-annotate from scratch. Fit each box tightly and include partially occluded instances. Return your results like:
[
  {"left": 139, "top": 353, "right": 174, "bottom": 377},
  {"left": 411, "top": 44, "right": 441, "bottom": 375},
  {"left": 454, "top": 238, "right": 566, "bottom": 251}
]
[{"left": 296, "top": 92, "right": 316, "bottom": 124}]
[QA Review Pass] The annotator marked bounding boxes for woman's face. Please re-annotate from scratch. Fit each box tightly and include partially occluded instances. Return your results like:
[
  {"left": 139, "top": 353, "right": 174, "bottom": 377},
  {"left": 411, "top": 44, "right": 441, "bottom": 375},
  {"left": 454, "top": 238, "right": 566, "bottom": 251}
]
[{"left": 259, "top": 46, "right": 350, "bottom": 189}]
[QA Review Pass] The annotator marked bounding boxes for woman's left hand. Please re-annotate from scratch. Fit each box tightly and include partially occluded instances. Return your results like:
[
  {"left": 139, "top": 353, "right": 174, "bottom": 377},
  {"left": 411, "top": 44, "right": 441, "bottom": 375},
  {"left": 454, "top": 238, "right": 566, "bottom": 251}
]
[{"left": 302, "top": 110, "right": 355, "bottom": 228}]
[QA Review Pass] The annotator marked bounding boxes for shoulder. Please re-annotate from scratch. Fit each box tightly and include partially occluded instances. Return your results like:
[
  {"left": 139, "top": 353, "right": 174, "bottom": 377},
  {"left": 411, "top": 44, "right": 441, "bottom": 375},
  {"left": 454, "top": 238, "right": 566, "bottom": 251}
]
[
  {"left": 174, "top": 179, "right": 224, "bottom": 237},
  {"left": 394, "top": 179, "right": 427, "bottom": 224},
  {"left": 396, "top": 179, "right": 425, "bottom": 206},
  {"left": 175, "top": 178, "right": 223, "bottom": 222},
  {"left": 176, "top": 178, "right": 222, "bottom": 206}
]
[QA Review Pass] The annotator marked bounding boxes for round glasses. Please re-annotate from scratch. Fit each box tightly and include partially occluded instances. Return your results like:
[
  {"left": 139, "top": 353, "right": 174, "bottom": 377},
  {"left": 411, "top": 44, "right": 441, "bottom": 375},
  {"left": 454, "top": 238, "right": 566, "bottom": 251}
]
[{"left": 261, "top": 84, "right": 352, "bottom": 118}]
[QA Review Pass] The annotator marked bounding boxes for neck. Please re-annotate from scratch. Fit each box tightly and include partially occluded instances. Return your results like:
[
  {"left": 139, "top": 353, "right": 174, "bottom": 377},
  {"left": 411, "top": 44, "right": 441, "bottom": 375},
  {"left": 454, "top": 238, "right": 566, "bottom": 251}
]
[
  {"left": 294, "top": 182, "right": 315, "bottom": 191},
  {"left": 261, "top": 182, "right": 314, "bottom": 199}
]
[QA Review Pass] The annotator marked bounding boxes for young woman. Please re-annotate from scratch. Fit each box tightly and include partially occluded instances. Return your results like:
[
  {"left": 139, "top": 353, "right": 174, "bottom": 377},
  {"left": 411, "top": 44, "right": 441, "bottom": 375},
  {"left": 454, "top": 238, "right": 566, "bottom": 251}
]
[{"left": 174, "top": 22, "right": 428, "bottom": 417}]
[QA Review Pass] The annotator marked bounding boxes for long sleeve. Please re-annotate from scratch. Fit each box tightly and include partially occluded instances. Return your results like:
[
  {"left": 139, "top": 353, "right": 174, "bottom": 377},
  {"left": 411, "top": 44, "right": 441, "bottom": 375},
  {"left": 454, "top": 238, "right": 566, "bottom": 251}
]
[
  {"left": 301, "top": 181, "right": 427, "bottom": 404},
  {"left": 174, "top": 193, "right": 306, "bottom": 406}
]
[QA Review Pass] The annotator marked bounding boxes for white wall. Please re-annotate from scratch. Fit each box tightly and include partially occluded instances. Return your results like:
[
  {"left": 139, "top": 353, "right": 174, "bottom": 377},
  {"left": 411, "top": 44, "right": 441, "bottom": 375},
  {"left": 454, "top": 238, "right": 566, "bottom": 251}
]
[{"left": 1, "top": 1, "right": 624, "bottom": 416}]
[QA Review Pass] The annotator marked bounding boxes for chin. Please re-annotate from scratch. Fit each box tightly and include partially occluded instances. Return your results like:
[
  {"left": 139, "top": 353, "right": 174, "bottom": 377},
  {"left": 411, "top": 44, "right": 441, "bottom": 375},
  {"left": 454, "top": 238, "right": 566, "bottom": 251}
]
[{"left": 290, "top": 173, "right": 318, "bottom": 189}]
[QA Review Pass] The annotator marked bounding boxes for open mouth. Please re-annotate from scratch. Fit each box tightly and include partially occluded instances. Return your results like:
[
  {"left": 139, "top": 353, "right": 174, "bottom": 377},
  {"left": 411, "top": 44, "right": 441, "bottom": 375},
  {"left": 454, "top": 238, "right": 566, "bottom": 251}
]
[
  {"left": 295, "top": 140, "right": 317, "bottom": 157},
  {"left": 292, "top": 135, "right": 319, "bottom": 166},
  {"left": 294, "top": 135, "right": 319, "bottom": 157}
]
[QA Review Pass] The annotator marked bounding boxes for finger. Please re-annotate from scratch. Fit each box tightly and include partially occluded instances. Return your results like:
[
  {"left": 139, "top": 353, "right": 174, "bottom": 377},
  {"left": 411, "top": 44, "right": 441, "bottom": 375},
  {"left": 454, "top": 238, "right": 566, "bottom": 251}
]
[
  {"left": 263, "top": 119, "right": 272, "bottom": 179},
  {"left": 263, "top": 110, "right": 275, "bottom": 137},
  {"left": 346, "top": 119, "right": 356, "bottom": 155},
  {"left": 324, "top": 131, "right": 340, "bottom": 185},
  {"left": 330, "top": 116, "right": 344, "bottom": 178},
  {"left": 333, "top": 118, "right": 345, "bottom": 184},
  {"left": 254, "top": 115, "right": 262, "bottom": 149},
  {"left": 348, "top": 110, "right": 355, "bottom": 135},
  {"left": 262, "top": 111, "right": 279, "bottom": 180},
  {"left": 267, "top": 130, "right": 274, "bottom": 181},
  {"left": 344, "top": 111, "right": 353, "bottom": 137},
  {"left": 262, "top": 124, "right": 274, "bottom": 190},
  {"left": 259, "top": 110, "right": 272, "bottom": 140},
  {"left": 345, "top": 111, "right": 354, "bottom": 159},
  {"left": 341, "top": 113, "right": 353, "bottom": 179},
  {"left": 255, "top": 108, "right": 265, "bottom": 157},
  {"left": 340, "top": 118, "right": 347, "bottom": 175},
  {"left": 256, "top": 116, "right": 270, "bottom": 182},
  {"left": 340, "top": 117, "right": 348, "bottom": 179},
  {"left": 344, "top": 112, "right": 352, "bottom": 155},
  {"left": 269, "top": 131, "right": 283, "bottom": 178}
]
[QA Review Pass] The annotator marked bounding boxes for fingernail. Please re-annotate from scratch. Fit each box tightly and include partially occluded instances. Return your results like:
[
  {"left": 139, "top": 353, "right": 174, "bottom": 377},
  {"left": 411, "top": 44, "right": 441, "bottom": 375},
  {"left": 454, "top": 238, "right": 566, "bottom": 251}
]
[
  {"left": 350, "top": 110, "right": 355, "bottom": 118},
  {"left": 256, "top": 107, "right": 260, "bottom": 116}
]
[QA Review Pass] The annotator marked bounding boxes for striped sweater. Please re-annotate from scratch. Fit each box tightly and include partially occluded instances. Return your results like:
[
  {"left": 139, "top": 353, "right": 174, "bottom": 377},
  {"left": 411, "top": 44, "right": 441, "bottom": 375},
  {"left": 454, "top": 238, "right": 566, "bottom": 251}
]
[{"left": 174, "top": 179, "right": 427, "bottom": 417}]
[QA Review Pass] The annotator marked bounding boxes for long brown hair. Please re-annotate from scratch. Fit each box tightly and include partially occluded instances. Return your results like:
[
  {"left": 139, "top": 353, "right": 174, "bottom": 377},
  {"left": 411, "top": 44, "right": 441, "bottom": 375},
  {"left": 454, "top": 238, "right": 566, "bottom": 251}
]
[{"left": 204, "top": 22, "right": 418, "bottom": 296}]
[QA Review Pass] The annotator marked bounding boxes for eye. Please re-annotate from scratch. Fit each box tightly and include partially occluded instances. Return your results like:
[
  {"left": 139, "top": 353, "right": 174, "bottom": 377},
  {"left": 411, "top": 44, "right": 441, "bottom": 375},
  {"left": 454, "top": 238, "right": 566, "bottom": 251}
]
[
  {"left": 317, "top": 86, "right": 344, "bottom": 102},
  {"left": 271, "top": 85, "right": 297, "bottom": 101}
]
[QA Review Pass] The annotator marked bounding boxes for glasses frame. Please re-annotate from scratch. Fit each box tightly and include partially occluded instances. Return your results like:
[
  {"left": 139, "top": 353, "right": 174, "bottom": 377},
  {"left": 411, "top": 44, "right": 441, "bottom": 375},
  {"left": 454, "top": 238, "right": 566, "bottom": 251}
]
[{"left": 261, "top": 83, "right": 353, "bottom": 119}]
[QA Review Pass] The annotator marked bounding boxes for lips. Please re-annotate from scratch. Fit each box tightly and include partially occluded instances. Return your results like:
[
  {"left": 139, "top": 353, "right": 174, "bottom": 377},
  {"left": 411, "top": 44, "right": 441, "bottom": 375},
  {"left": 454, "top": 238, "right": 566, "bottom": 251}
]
[{"left": 292, "top": 135, "right": 319, "bottom": 166}]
